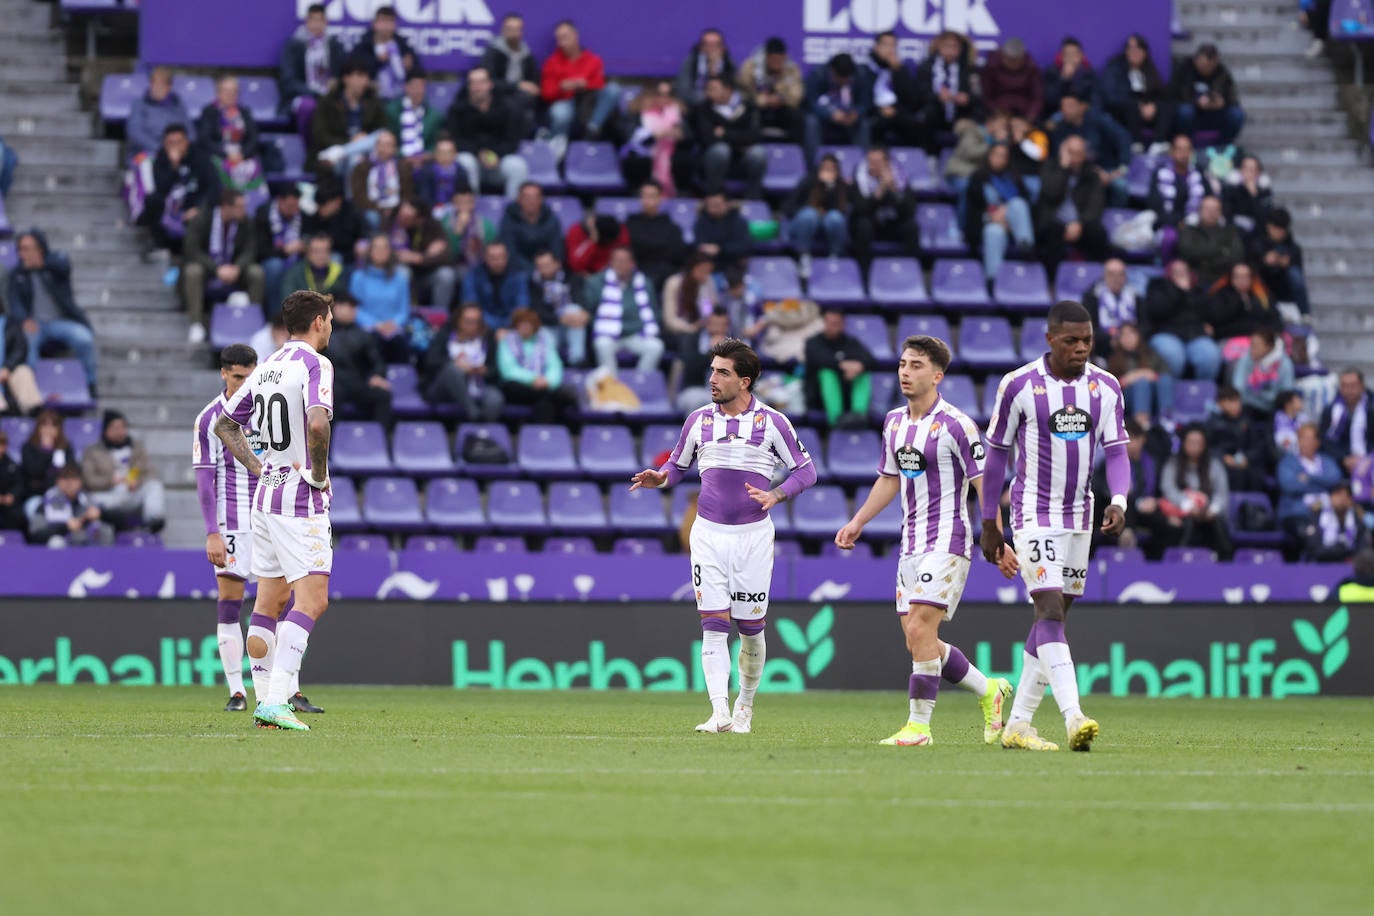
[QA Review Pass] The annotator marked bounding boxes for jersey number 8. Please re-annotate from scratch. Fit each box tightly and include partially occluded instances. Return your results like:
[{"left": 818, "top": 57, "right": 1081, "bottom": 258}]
[{"left": 252, "top": 393, "right": 292, "bottom": 452}]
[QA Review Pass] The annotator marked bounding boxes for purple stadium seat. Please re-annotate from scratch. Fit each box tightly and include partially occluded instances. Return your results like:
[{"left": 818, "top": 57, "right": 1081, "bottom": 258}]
[
  {"left": 1233, "top": 547, "right": 1284, "bottom": 564},
  {"left": 640, "top": 423, "right": 682, "bottom": 468},
  {"left": 868, "top": 497, "right": 904, "bottom": 541},
  {"left": 172, "top": 75, "right": 216, "bottom": 118},
  {"left": 619, "top": 370, "right": 675, "bottom": 420},
  {"left": 888, "top": 147, "right": 933, "bottom": 194},
  {"left": 383, "top": 363, "right": 428, "bottom": 419},
  {"left": 614, "top": 537, "right": 664, "bottom": 555},
  {"left": 594, "top": 197, "right": 641, "bottom": 221},
  {"left": 426, "top": 80, "right": 460, "bottom": 113},
  {"left": 930, "top": 258, "right": 992, "bottom": 311},
  {"left": 362, "top": 476, "right": 424, "bottom": 532},
  {"left": 517, "top": 139, "right": 563, "bottom": 191},
  {"left": 1055, "top": 261, "right": 1102, "bottom": 302},
  {"left": 262, "top": 134, "right": 308, "bottom": 182},
  {"left": 65, "top": 417, "right": 101, "bottom": 460},
  {"left": 517, "top": 424, "right": 580, "bottom": 478},
  {"left": 794, "top": 427, "right": 829, "bottom": 480},
  {"left": 918, "top": 204, "right": 968, "bottom": 256},
  {"left": 33, "top": 359, "right": 94, "bottom": 412},
  {"left": 564, "top": 141, "right": 625, "bottom": 194},
  {"left": 1098, "top": 547, "right": 1145, "bottom": 564},
  {"left": 1229, "top": 493, "right": 1285, "bottom": 548},
  {"left": 1174, "top": 380, "right": 1217, "bottom": 423},
  {"left": 790, "top": 485, "right": 850, "bottom": 539},
  {"left": 747, "top": 256, "right": 803, "bottom": 300},
  {"left": 548, "top": 482, "right": 608, "bottom": 534},
  {"left": 958, "top": 317, "right": 1019, "bottom": 371},
  {"left": 0, "top": 240, "right": 16, "bottom": 271},
  {"left": 669, "top": 484, "right": 701, "bottom": 527},
  {"left": 99, "top": 72, "right": 142, "bottom": 124},
  {"left": 331, "top": 421, "right": 393, "bottom": 476},
  {"left": 761, "top": 143, "right": 806, "bottom": 195},
  {"left": 424, "top": 477, "right": 485, "bottom": 532},
  {"left": 1162, "top": 546, "right": 1217, "bottom": 564},
  {"left": 455, "top": 423, "right": 518, "bottom": 479},
  {"left": 238, "top": 77, "right": 283, "bottom": 127},
  {"left": 578, "top": 425, "right": 638, "bottom": 479},
  {"left": 1, "top": 417, "right": 34, "bottom": 460},
  {"left": 391, "top": 421, "right": 454, "bottom": 476},
  {"left": 476, "top": 195, "right": 507, "bottom": 225},
  {"left": 545, "top": 536, "right": 596, "bottom": 555},
  {"left": 826, "top": 430, "right": 881, "bottom": 484},
  {"left": 979, "top": 377, "right": 1000, "bottom": 421},
  {"left": 114, "top": 531, "right": 162, "bottom": 547},
  {"left": 608, "top": 487, "right": 669, "bottom": 534},
  {"left": 474, "top": 536, "right": 527, "bottom": 553},
  {"left": 1019, "top": 317, "right": 1049, "bottom": 359},
  {"left": 844, "top": 314, "right": 894, "bottom": 361},
  {"left": 867, "top": 257, "right": 931, "bottom": 311},
  {"left": 992, "top": 261, "right": 1052, "bottom": 312},
  {"left": 329, "top": 478, "right": 364, "bottom": 531},
  {"left": 867, "top": 374, "right": 901, "bottom": 422},
  {"left": 1126, "top": 152, "right": 1161, "bottom": 200},
  {"left": 487, "top": 480, "right": 548, "bottom": 533},
  {"left": 941, "top": 374, "right": 979, "bottom": 418},
  {"left": 405, "top": 534, "right": 457, "bottom": 552},
  {"left": 209, "top": 303, "right": 262, "bottom": 351},
  {"left": 895, "top": 314, "right": 954, "bottom": 349},
  {"left": 545, "top": 195, "right": 583, "bottom": 235},
  {"left": 338, "top": 533, "right": 390, "bottom": 551},
  {"left": 737, "top": 199, "right": 772, "bottom": 225},
  {"left": 664, "top": 198, "right": 699, "bottom": 243},
  {"left": 808, "top": 257, "right": 867, "bottom": 307},
  {"left": 818, "top": 145, "right": 863, "bottom": 179}
]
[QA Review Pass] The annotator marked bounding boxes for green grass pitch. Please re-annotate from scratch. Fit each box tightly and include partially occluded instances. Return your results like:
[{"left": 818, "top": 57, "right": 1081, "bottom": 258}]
[{"left": 2, "top": 687, "right": 1371, "bottom": 915}]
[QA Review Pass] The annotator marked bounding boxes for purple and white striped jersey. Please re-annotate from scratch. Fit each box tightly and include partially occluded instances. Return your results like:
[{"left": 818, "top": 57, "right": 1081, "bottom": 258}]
[
  {"left": 878, "top": 397, "right": 985, "bottom": 559},
  {"left": 192, "top": 394, "right": 259, "bottom": 532},
  {"left": 985, "top": 355, "right": 1128, "bottom": 532},
  {"left": 223, "top": 340, "right": 335, "bottom": 519},
  {"left": 664, "top": 397, "right": 813, "bottom": 525}
]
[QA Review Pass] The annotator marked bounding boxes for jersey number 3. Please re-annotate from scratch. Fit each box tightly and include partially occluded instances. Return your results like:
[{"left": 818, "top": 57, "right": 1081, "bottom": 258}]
[{"left": 252, "top": 393, "right": 292, "bottom": 451}]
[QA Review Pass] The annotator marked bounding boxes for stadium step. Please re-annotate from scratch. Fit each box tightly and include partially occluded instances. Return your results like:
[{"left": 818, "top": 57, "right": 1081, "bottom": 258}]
[
  {"left": 1176, "top": 0, "right": 1300, "bottom": 19},
  {"left": 0, "top": 137, "right": 122, "bottom": 168},
  {"left": 0, "top": 113, "right": 95, "bottom": 138},
  {"left": 89, "top": 315, "right": 191, "bottom": 345},
  {"left": 10, "top": 168, "right": 124, "bottom": 196}
]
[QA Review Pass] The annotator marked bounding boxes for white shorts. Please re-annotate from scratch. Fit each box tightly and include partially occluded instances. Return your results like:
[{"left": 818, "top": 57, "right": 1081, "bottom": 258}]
[
  {"left": 1012, "top": 528, "right": 1092, "bottom": 597},
  {"left": 251, "top": 512, "right": 332, "bottom": 584},
  {"left": 688, "top": 515, "right": 774, "bottom": 621},
  {"left": 213, "top": 530, "right": 253, "bottom": 581},
  {"left": 895, "top": 552, "right": 971, "bottom": 620}
]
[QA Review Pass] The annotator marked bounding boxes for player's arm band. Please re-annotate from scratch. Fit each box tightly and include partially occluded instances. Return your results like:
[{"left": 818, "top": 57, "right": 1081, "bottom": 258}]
[{"left": 1110, "top": 494, "right": 1128, "bottom": 512}]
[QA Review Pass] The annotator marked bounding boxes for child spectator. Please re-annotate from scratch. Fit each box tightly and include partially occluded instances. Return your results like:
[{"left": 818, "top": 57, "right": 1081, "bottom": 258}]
[
  {"left": 621, "top": 83, "right": 687, "bottom": 198},
  {"left": 32, "top": 465, "right": 113, "bottom": 547}
]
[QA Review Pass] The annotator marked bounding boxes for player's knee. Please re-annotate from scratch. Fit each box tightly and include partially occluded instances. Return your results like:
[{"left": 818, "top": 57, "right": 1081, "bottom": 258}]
[{"left": 738, "top": 618, "right": 766, "bottom": 636}]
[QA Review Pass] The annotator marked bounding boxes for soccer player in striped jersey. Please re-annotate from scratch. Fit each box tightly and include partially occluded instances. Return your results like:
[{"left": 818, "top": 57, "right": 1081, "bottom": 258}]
[
  {"left": 216, "top": 290, "right": 335, "bottom": 731},
  {"left": 981, "top": 301, "right": 1130, "bottom": 751},
  {"left": 835, "top": 335, "right": 1016, "bottom": 747},
  {"left": 631, "top": 339, "right": 817, "bottom": 734}
]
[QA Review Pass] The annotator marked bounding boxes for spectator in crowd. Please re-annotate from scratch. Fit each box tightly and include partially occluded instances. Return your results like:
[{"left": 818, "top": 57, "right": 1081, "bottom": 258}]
[
  {"left": 421, "top": 302, "right": 503, "bottom": 418},
  {"left": 1177, "top": 195, "right": 1244, "bottom": 288},
  {"left": 254, "top": 184, "right": 305, "bottom": 311},
  {"left": 281, "top": 233, "right": 349, "bottom": 303},
  {"left": 415, "top": 136, "right": 473, "bottom": 207},
  {"left": 676, "top": 28, "right": 735, "bottom": 108},
  {"left": 1231, "top": 326, "right": 1294, "bottom": 418},
  {"left": 501, "top": 181, "right": 565, "bottom": 270},
  {"left": 1093, "top": 418, "right": 1163, "bottom": 552},
  {"left": 962, "top": 141, "right": 1035, "bottom": 282},
  {"left": 81, "top": 410, "right": 165, "bottom": 532},
  {"left": 449, "top": 67, "right": 529, "bottom": 200},
  {"left": 540, "top": 20, "right": 622, "bottom": 153},
  {"left": 676, "top": 307, "right": 733, "bottom": 412},
  {"left": 736, "top": 37, "right": 804, "bottom": 144},
  {"left": 31, "top": 465, "right": 112, "bottom": 547},
  {"left": 348, "top": 232, "right": 412, "bottom": 362},
  {"left": 312, "top": 59, "right": 387, "bottom": 174},
  {"left": 1274, "top": 389, "right": 1308, "bottom": 458},
  {"left": 805, "top": 309, "right": 876, "bottom": 428},
  {"left": 530, "top": 249, "right": 589, "bottom": 366},
  {"left": 980, "top": 36, "right": 1043, "bottom": 122},
  {"left": 0, "top": 428, "right": 23, "bottom": 533},
  {"left": 692, "top": 74, "right": 766, "bottom": 200},
  {"left": 866, "top": 31, "right": 922, "bottom": 147},
  {"left": 250, "top": 314, "right": 288, "bottom": 364},
  {"left": 387, "top": 71, "right": 444, "bottom": 164},
  {"left": 1143, "top": 259, "right": 1221, "bottom": 395},
  {"left": 1147, "top": 134, "right": 1216, "bottom": 233},
  {"left": 1304, "top": 482, "right": 1369, "bottom": 563},
  {"left": 387, "top": 197, "right": 455, "bottom": 310},
  {"left": 1042, "top": 36, "right": 1097, "bottom": 114},
  {"left": 566, "top": 212, "right": 628, "bottom": 277},
  {"left": 691, "top": 189, "right": 751, "bottom": 271},
  {"left": 661, "top": 252, "right": 719, "bottom": 344},
  {"left": 8, "top": 231, "right": 98, "bottom": 388},
  {"left": 1207, "top": 261, "right": 1281, "bottom": 346},
  {"left": 195, "top": 75, "right": 263, "bottom": 165},
  {"left": 1046, "top": 91, "right": 1131, "bottom": 203},
  {"left": 915, "top": 32, "right": 980, "bottom": 146},
  {"left": 851, "top": 146, "right": 918, "bottom": 267},
  {"left": 785, "top": 154, "right": 852, "bottom": 273},
  {"left": 1337, "top": 549, "right": 1374, "bottom": 602},
  {"left": 1160, "top": 424, "right": 1233, "bottom": 559},
  {"left": 127, "top": 66, "right": 191, "bottom": 157},
  {"left": 1083, "top": 258, "right": 1138, "bottom": 358},
  {"left": 620, "top": 81, "right": 689, "bottom": 197},
  {"left": 1300, "top": 0, "right": 1334, "bottom": 59},
  {"left": 1320, "top": 368, "right": 1374, "bottom": 471},
  {"left": 589, "top": 247, "right": 664, "bottom": 371},
  {"left": 0, "top": 303, "right": 40, "bottom": 417},
  {"left": 1034, "top": 135, "right": 1108, "bottom": 274},
  {"left": 496, "top": 308, "right": 576, "bottom": 423},
  {"left": 141, "top": 123, "right": 217, "bottom": 256},
  {"left": 21, "top": 409, "right": 73, "bottom": 497},
  {"left": 1205, "top": 384, "right": 1273, "bottom": 492},
  {"left": 805, "top": 53, "right": 872, "bottom": 160},
  {"left": 349, "top": 130, "right": 413, "bottom": 232},
  {"left": 462, "top": 241, "right": 529, "bottom": 331},
  {"left": 480, "top": 12, "right": 541, "bottom": 134},
  {"left": 720, "top": 264, "right": 767, "bottom": 341},
  {"left": 182, "top": 190, "right": 262, "bottom": 344},
  {"left": 626, "top": 180, "right": 686, "bottom": 292},
  {"left": 302, "top": 174, "right": 361, "bottom": 261},
  {"left": 324, "top": 293, "right": 393, "bottom": 427},
  {"left": 1106, "top": 322, "right": 1164, "bottom": 427},
  {"left": 353, "top": 5, "right": 418, "bottom": 101},
  {"left": 1007, "top": 114, "right": 1049, "bottom": 198},
  {"left": 279, "top": 2, "right": 345, "bottom": 141},
  {"left": 755, "top": 295, "right": 822, "bottom": 365},
  {"left": 945, "top": 110, "right": 1009, "bottom": 202},
  {"left": 1099, "top": 33, "right": 1173, "bottom": 147},
  {"left": 1171, "top": 44, "right": 1244, "bottom": 145},
  {"left": 1247, "top": 207, "right": 1309, "bottom": 316},
  {"left": 1279, "top": 422, "right": 1346, "bottom": 543},
  {"left": 438, "top": 187, "right": 494, "bottom": 281},
  {"left": 1222, "top": 154, "right": 1273, "bottom": 237}
]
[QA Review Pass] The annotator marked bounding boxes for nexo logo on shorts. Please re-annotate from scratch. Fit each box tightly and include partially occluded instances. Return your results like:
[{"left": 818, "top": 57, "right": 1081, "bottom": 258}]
[{"left": 1049, "top": 405, "right": 1090, "bottom": 441}]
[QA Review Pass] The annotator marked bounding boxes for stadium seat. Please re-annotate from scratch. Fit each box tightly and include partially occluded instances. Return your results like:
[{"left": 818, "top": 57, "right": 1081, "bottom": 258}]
[
  {"left": 426, "top": 80, "right": 460, "bottom": 113},
  {"left": 487, "top": 480, "right": 548, "bottom": 533},
  {"left": 361, "top": 476, "right": 424, "bottom": 532},
  {"left": 992, "top": 261, "right": 1052, "bottom": 312},
  {"left": 640, "top": 423, "right": 682, "bottom": 469},
  {"left": 1126, "top": 152, "right": 1161, "bottom": 200},
  {"left": 1174, "top": 380, "right": 1217, "bottom": 423},
  {"left": 262, "top": 134, "right": 308, "bottom": 182},
  {"left": 518, "top": 139, "right": 563, "bottom": 191},
  {"left": 474, "top": 536, "right": 527, "bottom": 553},
  {"left": 517, "top": 424, "right": 580, "bottom": 478},
  {"left": 818, "top": 145, "right": 863, "bottom": 179},
  {"left": 99, "top": 72, "right": 142, "bottom": 124},
  {"left": 618, "top": 370, "right": 675, "bottom": 421},
  {"left": 475, "top": 195, "right": 506, "bottom": 226},
  {"left": 391, "top": 421, "right": 455, "bottom": 476},
  {"left": 1162, "top": 546, "right": 1218, "bottom": 564},
  {"left": 578, "top": 425, "right": 638, "bottom": 479},
  {"left": 790, "top": 485, "right": 850, "bottom": 539},
  {"left": 65, "top": 417, "right": 102, "bottom": 460},
  {"left": 384, "top": 363, "right": 430, "bottom": 419},
  {"left": 930, "top": 259, "right": 992, "bottom": 310},
  {"left": 1233, "top": 547, "right": 1284, "bottom": 564},
  {"left": 337, "top": 533, "right": 390, "bottom": 552},
  {"left": 1055, "top": 261, "right": 1102, "bottom": 302},
  {"left": 405, "top": 534, "right": 457, "bottom": 552},
  {"left": 889, "top": 147, "right": 934, "bottom": 194},
  {"left": 870, "top": 375, "right": 905, "bottom": 423},
  {"left": 1019, "top": 317, "right": 1049, "bottom": 359},
  {"left": 455, "top": 423, "right": 518, "bottom": 479},
  {"left": 774, "top": 540, "right": 804, "bottom": 558},
  {"left": 868, "top": 497, "right": 904, "bottom": 541},
  {"left": 917, "top": 203, "right": 968, "bottom": 256},
  {"left": 979, "top": 377, "right": 1001, "bottom": 420},
  {"left": 545, "top": 536, "right": 596, "bottom": 555},
  {"left": 545, "top": 195, "right": 583, "bottom": 235},
  {"left": 808, "top": 257, "right": 867, "bottom": 307},
  {"left": 594, "top": 196, "right": 641, "bottom": 222},
  {"left": 613, "top": 537, "right": 664, "bottom": 555},
  {"left": 958, "top": 317, "right": 1020, "bottom": 371},
  {"left": 209, "top": 303, "right": 263, "bottom": 351},
  {"left": 794, "top": 427, "right": 829, "bottom": 480},
  {"left": 424, "top": 478, "right": 486, "bottom": 532},
  {"left": 32, "top": 359, "right": 94, "bottom": 412},
  {"left": 115, "top": 531, "right": 162, "bottom": 548},
  {"left": 665, "top": 198, "right": 699, "bottom": 243},
  {"left": 867, "top": 257, "right": 931, "bottom": 310},
  {"left": 669, "top": 484, "right": 701, "bottom": 527},
  {"left": 564, "top": 141, "right": 625, "bottom": 194},
  {"left": 172, "top": 75, "right": 216, "bottom": 117},
  {"left": 237, "top": 76, "right": 282, "bottom": 127},
  {"left": 1229, "top": 493, "right": 1285, "bottom": 549},
  {"left": 328, "top": 477, "right": 364, "bottom": 531},
  {"left": 747, "top": 256, "right": 803, "bottom": 300},
  {"left": 608, "top": 487, "right": 670, "bottom": 534},
  {"left": 1, "top": 417, "right": 34, "bottom": 459},
  {"left": 331, "top": 421, "right": 393, "bottom": 476},
  {"left": 761, "top": 143, "right": 806, "bottom": 195},
  {"left": 941, "top": 374, "right": 980, "bottom": 419},
  {"left": 894, "top": 314, "right": 954, "bottom": 350},
  {"left": 1098, "top": 546, "right": 1145, "bottom": 564},
  {"left": 548, "top": 482, "right": 608, "bottom": 534},
  {"left": 0, "top": 240, "right": 16, "bottom": 271},
  {"left": 827, "top": 429, "right": 881, "bottom": 484},
  {"left": 821, "top": 539, "right": 874, "bottom": 558},
  {"left": 844, "top": 313, "right": 894, "bottom": 361}
]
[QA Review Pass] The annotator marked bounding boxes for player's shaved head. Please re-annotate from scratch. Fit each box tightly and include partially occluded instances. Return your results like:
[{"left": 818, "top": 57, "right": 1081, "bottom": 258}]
[
  {"left": 709, "top": 338, "right": 760, "bottom": 392},
  {"left": 1047, "top": 300, "right": 1093, "bottom": 329},
  {"left": 282, "top": 290, "right": 333, "bottom": 335},
  {"left": 219, "top": 343, "right": 257, "bottom": 370},
  {"left": 901, "top": 335, "right": 951, "bottom": 372}
]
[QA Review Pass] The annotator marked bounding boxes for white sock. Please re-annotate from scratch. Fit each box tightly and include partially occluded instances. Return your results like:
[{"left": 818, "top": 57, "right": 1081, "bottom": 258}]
[
  {"left": 216, "top": 623, "right": 245, "bottom": 696},
  {"left": 266, "top": 621, "right": 310, "bottom": 707},
  {"left": 1008, "top": 651, "right": 1048, "bottom": 724},
  {"left": 1037, "top": 640, "right": 1083, "bottom": 722},
  {"left": 941, "top": 643, "right": 989, "bottom": 696},
  {"left": 735, "top": 633, "right": 766, "bottom": 708},
  {"left": 246, "top": 625, "right": 275, "bottom": 702},
  {"left": 701, "top": 631, "right": 731, "bottom": 718},
  {"left": 908, "top": 657, "right": 941, "bottom": 725},
  {"left": 288, "top": 666, "right": 301, "bottom": 697}
]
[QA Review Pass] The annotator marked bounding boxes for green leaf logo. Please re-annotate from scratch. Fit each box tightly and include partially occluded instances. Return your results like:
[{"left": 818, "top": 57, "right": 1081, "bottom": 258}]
[
  {"left": 775, "top": 605, "right": 837, "bottom": 678},
  {"left": 1323, "top": 607, "right": 1349, "bottom": 645},
  {"left": 1293, "top": 619, "right": 1323, "bottom": 654},
  {"left": 775, "top": 618, "right": 808, "bottom": 654},
  {"left": 1293, "top": 607, "right": 1352, "bottom": 678}
]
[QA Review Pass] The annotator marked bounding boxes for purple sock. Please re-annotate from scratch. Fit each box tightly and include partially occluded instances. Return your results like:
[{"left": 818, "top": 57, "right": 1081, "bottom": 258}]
[
  {"left": 248, "top": 612, "right": 277, "bottom": 633},
  {"left": 942, "top": 645, "right": 971, "bottom": 684},
  {"left": 908, "top": 672, "right": 940, "bottom": 700},
  {"left": 282, "top": 609, "right": 315, "bottom": 634},
  {"left": 737, "top": 618, "right": 766, "bottom": 636},
  {"left": 701, "top": 616, "right": 732, "bottom": 634},
  {"left": 216, "top": 599, "right": 242, "bottom": 625}
]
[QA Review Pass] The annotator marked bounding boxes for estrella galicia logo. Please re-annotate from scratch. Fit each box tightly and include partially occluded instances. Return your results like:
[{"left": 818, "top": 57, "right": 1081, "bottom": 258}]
[
  {"left": 896, "top": 444, "right": 926, "bottom": 479},
  {"left": 1049, "top": 405, "right": 1090, "bottom": 441}
]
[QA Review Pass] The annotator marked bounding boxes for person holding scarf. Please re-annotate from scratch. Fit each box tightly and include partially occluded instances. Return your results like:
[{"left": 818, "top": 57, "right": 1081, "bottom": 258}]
[
  {"left": 692, "top": 75, "right": 766, "bottom": 200},
  {"left": 386, "top": 71, "right": 444, "bottom": 166},
  {"left": 1321, "top": 369, "right": 1374, "bottom": 474},
  {"left": 1083, "top": 258, "right": 1138, "bottom": 359},
  {"left": 1303, "top": 482, "right": 1370, "bottom": 563},
  {"left": 349, "top": 130, "right": 414, "bottom": 233},
  {"left": 496, "top": 308, "right": 576, "bottom": 423},
  {"left": 279, "top": 3, "right": 345, "bottom": 143},
  {"left": 915, "top": 32, "right": 981, "bottom": 151},
  {"left": 254, "top": 184, "right": 305, "bottom": 310},
  {"left": 1147, "top": 134, "right": 1217, "bottom": 254},
  {"left": 197, "top": 76, "right": 270, "bottom": 214},
  {"left": 421, "top": 303, "right": 504, "bottom": 419},
  {"left": 866, "top": 31, "right": 923, "bottom": 148},
  {"left": 143, "top": 124, "right": 217, "bottom": 256},
  {"left": 182, "top": 190, "right": 264, "bottom": 343},
  {"left": 803, "top": 53, "right": 871, "bottom": 163},
  {"left": 416, "top": 137, "right": 473, "bottom": 210},
  {"left": 675, "top": 28, "right": 736, "bottom": 107},
  {"left": 353, "top": 6, "right": 417, "bottom": 102},
  {"left": 591, "top": 247, "right": 664, "bottom": 372}
]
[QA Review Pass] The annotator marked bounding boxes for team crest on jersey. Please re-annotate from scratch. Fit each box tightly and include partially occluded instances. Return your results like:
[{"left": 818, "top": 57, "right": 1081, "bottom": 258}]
[
  {"left": 192, "top": 438, "right": 202, "bottom": 463},
  {"left": 896, "top": 444, "right": 926, "bottom": 479},
  {"left": 928, "top": 422, "right": 942, "bottom": 436},
  {"left": 1088, "top": 380, "right": 1099, "bottom": 396},
  {"left": 1049, "top": 405, "right": 1090, "bottom": 441},
  {"left": 753, "top": 412, "right": 766, "bottom": 429},
  {"left": 695, "top": 590, "right": 702, "bottom": 604},
  {"left": 1034, "top": 566, "right": 1048, "bottom": 582}
]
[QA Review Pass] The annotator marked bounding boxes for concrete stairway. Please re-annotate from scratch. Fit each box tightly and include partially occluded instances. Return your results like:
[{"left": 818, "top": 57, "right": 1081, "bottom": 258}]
[
  {"left": 1177, "top": 0, "right": 1374, "bottom": 373},
  {"left": 0, "top": 0, "right": 211, "bottom": 546}
]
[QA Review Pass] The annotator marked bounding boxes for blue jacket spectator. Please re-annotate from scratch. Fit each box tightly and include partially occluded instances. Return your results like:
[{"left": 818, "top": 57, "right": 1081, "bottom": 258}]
[
  {"left": 348, "top": 233, "right": 412, "bottom": 362},
  {"left": 805, "top": 53, "right": 873, "bottom": 151},
  {"left": 499, "top": 184, "right": 564, "bottom": 270},
  {"left": 1047, "top": 92, "right": 1132, "bottom": 174},
  {"left": 691, "top": 191, "right": 752, "bottom": 270},
  {"left": 1278, "top": 423, "right": 1345, "bottom": 527},
  {"left": 126, "top": 66, "right": 192, "bottom": 157},
  {"left": 5, "top": 231, "right": 98, "bottom": 392},
  {"left": 462, "top": 242, "right": 529, "bottom": 330},
  {"left": 1041, "top": 38, "right": 1098, "bottom": 115}
]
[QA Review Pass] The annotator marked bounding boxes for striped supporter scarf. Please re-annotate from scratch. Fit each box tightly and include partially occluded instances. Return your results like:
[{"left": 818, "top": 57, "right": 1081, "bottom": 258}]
[{"left": 593, "top": 269, "right": 658, "bottom": 339}]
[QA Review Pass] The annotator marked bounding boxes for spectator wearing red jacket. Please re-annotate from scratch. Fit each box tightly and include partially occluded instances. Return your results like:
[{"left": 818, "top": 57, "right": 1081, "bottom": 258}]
[
  {"left": 566, "top": 213, "right": 629, "bottom": 276},
  {"left": 540, "top": 20, "right": 622, "bottom": 155},
  {"left": 980, "top": 37, "right": 1043, "bottom": 122}
]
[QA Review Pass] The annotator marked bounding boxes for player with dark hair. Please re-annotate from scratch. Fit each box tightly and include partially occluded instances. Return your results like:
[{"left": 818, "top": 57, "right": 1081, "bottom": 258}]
[
  {"left": 836, "top": 335, "right": 1017, "bottom": 746},
  {"left": 631, "top": 338, "right": 817, "bottom": 733},
  {"left": 981, "top": 301, "right": 1130, "bottom": 751}
]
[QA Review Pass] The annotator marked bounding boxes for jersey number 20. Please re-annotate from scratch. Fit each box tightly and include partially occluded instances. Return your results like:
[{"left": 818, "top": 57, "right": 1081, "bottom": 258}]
[{"left": 252, "top": 393, "right": 292, "bottom": 451}]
